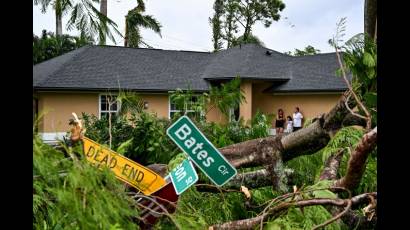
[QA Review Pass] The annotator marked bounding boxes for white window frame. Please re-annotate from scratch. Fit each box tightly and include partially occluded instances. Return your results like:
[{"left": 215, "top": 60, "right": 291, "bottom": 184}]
[
  {"left": 98, "top": 93, "right": 119, "bottom": 119},
  {"left": 168, "top": 94, "right": 200, "bottom": 119}
]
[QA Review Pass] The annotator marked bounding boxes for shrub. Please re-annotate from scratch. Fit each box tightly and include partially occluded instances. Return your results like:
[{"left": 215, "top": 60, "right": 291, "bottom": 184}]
[{"left": 33, "top": 136, "right": 139, "bottom": 229}]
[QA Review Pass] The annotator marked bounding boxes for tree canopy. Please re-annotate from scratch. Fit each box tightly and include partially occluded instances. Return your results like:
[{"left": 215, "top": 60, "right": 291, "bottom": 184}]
[
  {"left": 33, "top": 30, "right": 94, "bottom": 64},
  {"left": 210, "top": 0, "right": 285, "bottom": 50}
]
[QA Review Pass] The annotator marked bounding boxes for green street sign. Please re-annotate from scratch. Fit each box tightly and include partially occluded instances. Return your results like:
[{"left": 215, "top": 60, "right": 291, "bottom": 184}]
[
  {"left": 169, "top": 159, "right": 198, "bottom": 195},
  {"left": 167, "top": 116, "right": 237, "bottom": 186}
]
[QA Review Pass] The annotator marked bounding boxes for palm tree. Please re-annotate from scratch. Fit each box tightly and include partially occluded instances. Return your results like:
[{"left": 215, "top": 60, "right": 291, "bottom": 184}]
[
  {"left": 99, "top": 0, "right": 107, "bottom": 45},
  {"left": 34, "top": 0, "right": 70, "bottom": 36},
  {"left": 124, "top": 0, "right": 161, "bottom": 48},
  {"left": 34, "top": 0, "right": 121, "bottom": 44}
]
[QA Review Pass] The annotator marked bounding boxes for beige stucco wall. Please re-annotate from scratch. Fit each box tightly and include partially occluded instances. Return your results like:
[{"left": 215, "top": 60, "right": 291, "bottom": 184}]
[
  {"left": 36, "top": 92, "right": 227, "bottom": 133},
  {"left": 37, "top": 92, "right": 171, "bottom": 133},
  {"left": 37, "top": 92, "right": 99, "bottom": 133},
  {"left": 252, "top": 83, "right": 342, "bottom": 127},
  {"left": 139, "top": 94, "right": 169, "bottom": 119},
  {"left": 206, "top": 105, "right": 227, "bottom": 124},
  {"left": 36, "top": 84, "right": 341, "bottom": 133}
]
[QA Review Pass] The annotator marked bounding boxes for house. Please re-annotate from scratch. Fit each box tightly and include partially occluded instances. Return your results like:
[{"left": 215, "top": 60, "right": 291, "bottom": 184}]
[{"left": 33, "top": 43, "right": 347, "bottom": 143}]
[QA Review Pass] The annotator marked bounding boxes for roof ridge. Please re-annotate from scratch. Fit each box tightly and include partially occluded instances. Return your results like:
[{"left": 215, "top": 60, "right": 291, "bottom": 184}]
[{"left": 91, "top": 44, "right": 212, "bottom": 54}]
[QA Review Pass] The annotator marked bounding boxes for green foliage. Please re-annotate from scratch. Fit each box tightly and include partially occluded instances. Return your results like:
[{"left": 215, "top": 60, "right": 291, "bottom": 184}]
[
  {"left": 33, "top": 30, "right": 94, "bottom": 64},
  {"left": 34, "top": 0, "right": 121, "bottom": 44},
  {"left": 329, "top": 18, "right": 377, "bottom": 126},
  {"left": 125, "top": 1, "right": 162, "bottom": 48},
  {"left": 162, "top": 188, "right": 247, "bottom": 229},
  {"left": 116, "top": 91, "right": 145, "bottom": 116},
  {"left": 232, "top": 33, "right": 265, "bottom": 47},
  {"left": 285, "top": 150, "right": 324, "bottom": 187},
  {"left": 33, "top": 136, "right": 139, "bottom": 229},
  {"left": 285, "top": 45, "right": 321, "bottom": 56},
  {"left": 208, "top": 76, "right": 245, "bottom": 120},
  {"left": 212, "top": 0, "right": 285, "bottom": 47},
  {"left": 210, "top": 0, "right": 225, "bottom": 51},
  {"left": 342, "top": 33, "right": 377, "bottom": 125},
  {"left": 199, "top": 110, "right": 273, "bottom": 148},
  {"left": 304, "top": 180, "right": 337, "bottom": 199},
  {"left": 286, "top": 127, "right": 365, "bottom": 187},
  {"left": 169, "top": 77, "right": 245, "bottom": 122},
  {"left": 169, "top": 88, "right": 206, "bottom": 122},
  {"left": 265, "top": 205, "right": 346, "bottom": 230},
  {"left": 82, "top": 112, "right": 178, "bottom": 165}
]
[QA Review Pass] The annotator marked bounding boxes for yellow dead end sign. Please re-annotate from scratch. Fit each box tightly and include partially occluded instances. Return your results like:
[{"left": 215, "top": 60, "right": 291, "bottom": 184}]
[{"left": 82, "top": 137, "right": 166, "bottom": 195}]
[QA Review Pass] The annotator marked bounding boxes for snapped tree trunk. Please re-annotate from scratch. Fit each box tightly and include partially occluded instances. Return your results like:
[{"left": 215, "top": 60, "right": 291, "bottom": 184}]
[{"left": 195, "top": 92, "right": 357, "bottom": 192}]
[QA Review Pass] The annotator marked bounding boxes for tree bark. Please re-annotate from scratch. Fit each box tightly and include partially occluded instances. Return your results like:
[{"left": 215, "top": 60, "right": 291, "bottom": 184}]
[
  {"left": 100, "top": 0, "right": 108, "bottom": 45},
  {"left": 319, "top": 149, "right": 344, "bottom": 181},
  {"left": 342, "top": 113, "right": 368, "bottom": 128},
  {"left": 364, "top": 0, "right": 377, "bottom": 40},
  {"left": 56, "top": 10, "right": 62, "bottom": 36},
  {"left": 124, "top": 17, "right": 128, "bottom": 47},
  {"left": 335, "top": 127, "right": 377, "bottom": 191}
]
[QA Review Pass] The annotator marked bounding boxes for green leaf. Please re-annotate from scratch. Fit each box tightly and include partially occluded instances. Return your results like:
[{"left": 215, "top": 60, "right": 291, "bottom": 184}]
[
  {"left": 363, "top": 92, "right": 377, "bottom": 108},
  {"left": 264, "top": 222, "right": 283, "bottom": 230},
  {"left": 363, "top": 52, "right": 376, "bottom": 67},
  {"left": 147, "top": 147, "right": 155, "bottom": 152},
  {"left": 367, "top": 68, "right": 376, "bottom": 79},
  {"left": 116, "top": 138, "right": 133, "bottom": 155},
  {"left": 312, "top": 189, "right": 337, "bottom": 199},
  {"left": 335, "top": 68, "right": 342, "bottom": 77}
]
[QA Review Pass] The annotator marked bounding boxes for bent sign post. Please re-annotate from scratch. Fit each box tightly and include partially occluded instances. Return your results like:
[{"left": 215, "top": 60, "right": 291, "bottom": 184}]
[
  {"left": 170, "top": 159, "right": 198, "bottom": 195},
  {"left": 167, "top": 116, "right": 237, "bottom": 186},
  {"left": 82, "top": 137, "right": 166, "bottom": 195}
]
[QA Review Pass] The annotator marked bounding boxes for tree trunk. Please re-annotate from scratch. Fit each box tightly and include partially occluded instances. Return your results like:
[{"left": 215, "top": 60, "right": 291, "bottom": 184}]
[
  {"left": 56, "top": 10, "right": 63, "bottom": 36},
  {"left": 364, "top": 0, "right": 377, "bottom": 39},
  {"left": 220, "top": 92, "right": 355, "bottom": 169},
  {"left": 100, "top": 0, "right": 108, "bottom": 45},
  {"left": 124, "top": 18, "right": 128, "bottom": 47}
]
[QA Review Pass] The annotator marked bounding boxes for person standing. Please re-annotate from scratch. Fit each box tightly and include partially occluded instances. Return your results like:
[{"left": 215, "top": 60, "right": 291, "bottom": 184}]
[
  {"left": 285, "top": 116, "right": 293, "bottom": 133},
  {"left": 292, "top": 107, "right": 303, "bottom": 132},
  {"left": 275, "top": 109, "right": 285, "bottom": 134}
]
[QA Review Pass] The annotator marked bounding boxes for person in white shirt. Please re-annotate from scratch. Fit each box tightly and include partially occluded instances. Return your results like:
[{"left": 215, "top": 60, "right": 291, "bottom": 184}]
[
  {"left": 292, "top": 107, "right": 303, "bottom": 131},
  {"left": 285, "top": 116, "right": 293, "bottom": 133}
]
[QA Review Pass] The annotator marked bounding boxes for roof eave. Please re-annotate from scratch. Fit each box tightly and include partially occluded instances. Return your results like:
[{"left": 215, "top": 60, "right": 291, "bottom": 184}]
[{"left": 33, "top": 87, "right": 210, "bottom": 93}]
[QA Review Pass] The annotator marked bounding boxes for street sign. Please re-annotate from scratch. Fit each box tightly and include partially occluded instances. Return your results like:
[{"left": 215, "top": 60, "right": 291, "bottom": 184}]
[
  {"left": 82, "top": 137, "right": 166, "bottom": 195},
  {"left": 170, "top": 159, "right": 198, "bottom": 195},
  {"left": 166, "top": 116, "right": 237, "bottom": 186}
]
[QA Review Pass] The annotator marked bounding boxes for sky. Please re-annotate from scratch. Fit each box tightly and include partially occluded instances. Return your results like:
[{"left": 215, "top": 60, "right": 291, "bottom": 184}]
[{"left": 33, "top": 0, "right": 364, "bottom": 53}]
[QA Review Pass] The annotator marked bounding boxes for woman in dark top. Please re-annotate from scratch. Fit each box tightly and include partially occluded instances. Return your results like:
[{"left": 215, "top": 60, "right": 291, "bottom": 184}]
[{"left": 275, "top": 109, "right": 285, "bottom": 134}]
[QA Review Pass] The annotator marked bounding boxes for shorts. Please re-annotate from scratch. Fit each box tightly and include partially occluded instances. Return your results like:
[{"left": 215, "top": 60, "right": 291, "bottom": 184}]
[{"left": 275, "top": 120, "right": 284, "bottom": 128}]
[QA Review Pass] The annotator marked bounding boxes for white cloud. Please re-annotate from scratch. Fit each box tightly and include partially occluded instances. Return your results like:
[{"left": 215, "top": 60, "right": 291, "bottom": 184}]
[{"left": 33, "top": 0, "right": 363, "bottom": 53}]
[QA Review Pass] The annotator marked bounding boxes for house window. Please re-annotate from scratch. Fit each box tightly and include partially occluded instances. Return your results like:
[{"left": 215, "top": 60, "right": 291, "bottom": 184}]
[
  {"left": 100, "top": 95, "right": 118, "bottom": 119},
  {"left": 169, "top": 95, "right": 200, "bottom": 119}
]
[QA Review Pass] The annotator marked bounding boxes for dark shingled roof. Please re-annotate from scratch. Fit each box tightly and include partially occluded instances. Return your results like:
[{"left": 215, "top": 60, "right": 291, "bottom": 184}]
[{"left": 33, "top": 44, "right": 348, "bottom": 92}]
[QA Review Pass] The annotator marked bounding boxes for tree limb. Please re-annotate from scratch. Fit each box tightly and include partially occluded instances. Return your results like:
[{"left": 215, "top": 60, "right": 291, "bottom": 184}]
[
  {"left": 342, "top": 113, "right": 368, "bottom": 128},
  {"left": 319, "top": 149, "right": 345, "bottom": 181},
  {"left": 335, "top": 127, "right": 377, "bottom": 191},
  {"left": 210, "top": 198, "right": 349, "bottom": 230}
]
